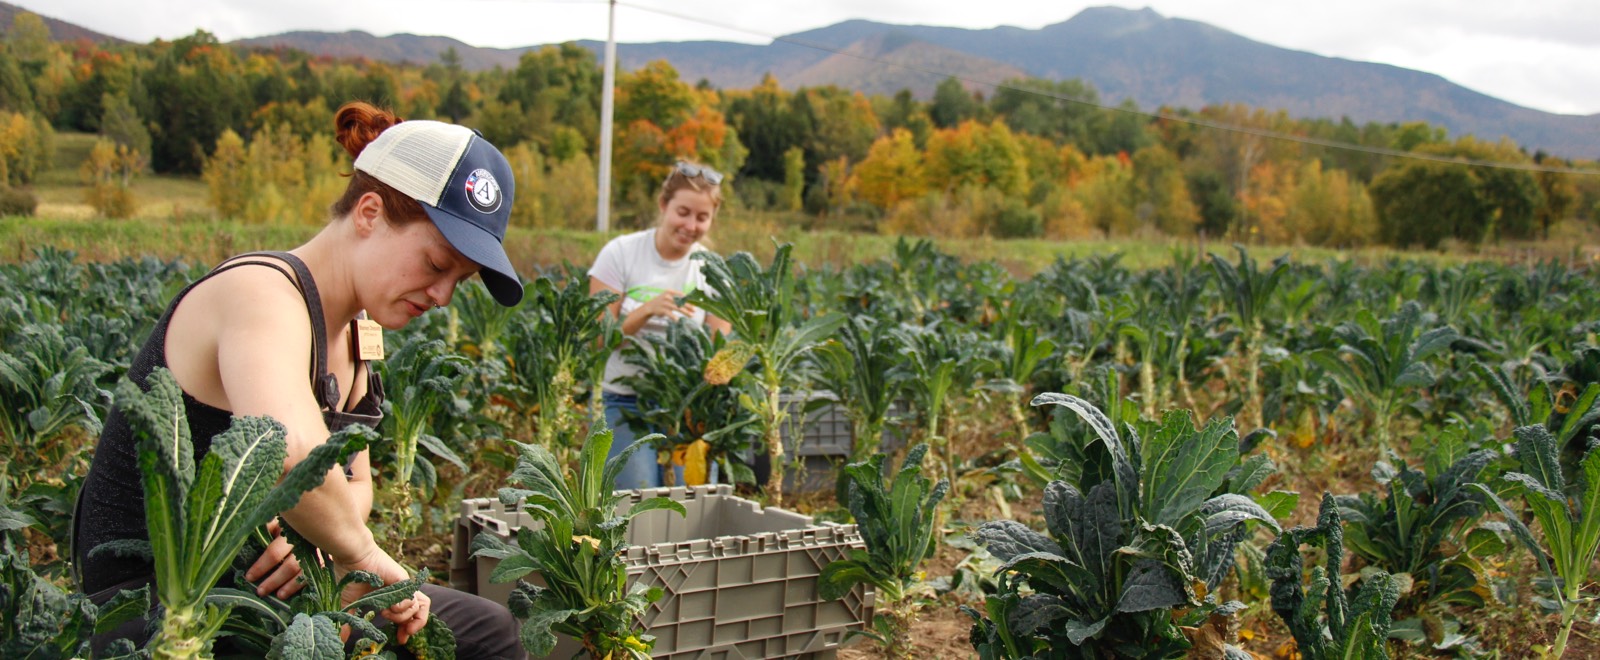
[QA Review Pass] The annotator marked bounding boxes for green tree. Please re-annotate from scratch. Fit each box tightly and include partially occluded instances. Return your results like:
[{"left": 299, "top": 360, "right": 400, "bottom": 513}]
[
  {"left": 989, "top": 77, "right": 1101, "bottom": 147},
  {"left": 57, "top": 49, "right": 137, "bottom": 132},
  {"left": 1390, "top": 121, "right": 1447, "bottom": 152},
  {"left": 289, "top": 58, "right": 324, "bottom": 104},
  {"left": 801, "top": 86, "right": 880, "bottom": 169},
  {"left": 1369, "top": 142, "right": 1540, "bottom": 249},
  {"left": 439, "top": 80, "right": 470, "bottom": 123},
  {"left": 781, "top": 145, "right": 805, "bottom": 211},
  {"left": 1089, "top": 99, "right": 1152, "bottom": 156},
  {"left": 616, "top": 60, "right": 697, "bottom": 129},
  {"left": 723, "top": 74, "right": 809, "bottom": 182},
  {"left": 1532, "top": 153, "right": 1577, "bottom": 239},
  {"left": 3, "top": 11, "right": 52, "bottom": 115},
  {"left": 929, "top": 77, "right": 981, "bottom": 128},
  {"left": 145, "top": 31, "right": 250, "bottom": 174},
  {"left": 877, "top": 88, "right": 931, "bottom": 148},
  {"left": 1370, "top": 161, "right": 1488, "bottom": 248},
  {"left": 242, "top": 53, "right": 292, "bottom": 108},
  {"left": 5, "top": 12, "right": 52, "bottom": 68},
  {"left": 497, "top": 44, "right": 601, "bottom": 152},
  {"left": 0, "top": 49, "right": 34, "bottom": 114},
  {"left": 99, "top": 92, "right": 151, "bottom": 173},
  {"left": 359, "top": 61, "right": 399, "bottom": 107},
  {"left": 1186, "top": 168, "right": 1239, "bottom": 237},
  {"left": 1130, "top": 144, "right": 1198, "bottom": 235},
  {"left": 473, "top": 97, "right": 534, "bottom": 149}
]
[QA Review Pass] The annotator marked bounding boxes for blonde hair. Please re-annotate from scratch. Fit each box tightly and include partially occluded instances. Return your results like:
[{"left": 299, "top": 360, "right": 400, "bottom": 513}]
[{"left": 657, "top": 161, "right": 724, "bottom": 210}]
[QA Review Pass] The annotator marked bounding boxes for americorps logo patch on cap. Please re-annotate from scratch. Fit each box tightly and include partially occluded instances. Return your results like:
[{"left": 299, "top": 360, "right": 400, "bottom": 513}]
[{"left": 464, "top": 168, "right": 502, "bottom": 214}]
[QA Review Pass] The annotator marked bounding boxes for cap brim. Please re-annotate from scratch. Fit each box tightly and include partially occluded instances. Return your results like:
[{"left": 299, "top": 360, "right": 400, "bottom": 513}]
[{"left": 424, "top": 206, "right": 524, "bottom": 306}]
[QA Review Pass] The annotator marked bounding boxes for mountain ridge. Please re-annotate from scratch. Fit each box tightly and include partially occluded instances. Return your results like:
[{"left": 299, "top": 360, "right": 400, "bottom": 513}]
[
  {"left": 9, "top": 2, "right": 1597, "bottom": 158},
  {"left": 0, "top": 1, "right": 126, "bottom": 45}
]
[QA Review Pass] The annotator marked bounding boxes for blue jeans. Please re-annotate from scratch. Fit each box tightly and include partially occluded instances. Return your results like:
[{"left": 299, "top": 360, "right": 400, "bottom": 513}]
[{"left": 603, "top": 392, "right": 662, "bottom": 490}]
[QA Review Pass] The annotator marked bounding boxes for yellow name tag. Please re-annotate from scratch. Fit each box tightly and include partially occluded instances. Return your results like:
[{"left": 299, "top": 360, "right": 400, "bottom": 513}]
[{"left": 355, "top": 319, "right": 385, "bottom": 360}]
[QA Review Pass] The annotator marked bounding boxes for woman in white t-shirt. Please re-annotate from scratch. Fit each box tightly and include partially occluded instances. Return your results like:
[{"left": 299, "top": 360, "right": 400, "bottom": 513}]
[{"left": 588, "top": 161, "right": 733, "bottom": 488}]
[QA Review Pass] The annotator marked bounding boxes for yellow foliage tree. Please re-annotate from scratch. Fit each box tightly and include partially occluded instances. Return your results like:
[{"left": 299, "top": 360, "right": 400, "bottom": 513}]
[
  {"left": 924, "top": 119, "right": 1029, "bottom": 196},
  {"left": 1071, "top": 155, "right": 1135, "bottom": 236},
  {"left": 1130, "top": 145, "right": 1200, "bottom": 236},
  {"left": 504, "top": 142, "right": 598, "bottom": 231},
  {"left": 852, "top": 128, "right": 927, "bottom": 210},
  {"left": 1241, "top": 160, "right": 1291, "bottom": 243},
  {"left": 80, "top": 138, "right": 139, "bottom": 219},
  {"left": 203, "top": 129, "right": 248, "bottom": 220},
  {"left": 1285, "top": 160, "right": 1376, "bottom": 246},
  {"left": 203, "top": 124, "right": 341, "bottom": 223},
  {"left": 0, "top": 111, "right": 53, "bottom": 185}
]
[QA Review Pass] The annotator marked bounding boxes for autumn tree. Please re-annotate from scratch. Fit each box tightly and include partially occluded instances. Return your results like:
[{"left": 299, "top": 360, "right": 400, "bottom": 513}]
[
  {"left": 203, "top": 129, "right": 248, "bottom": 219},
  {"left": 0, "top": 110, "right": 51, "bottom": 185},
  {"left": 202, "top": 124, "right": 342, "bottom": 224},
  {"left": 57, "top": 49, "right": 138, "bottom": 132},
  {"left": 852, "top": 128, "right": 926, "bottom": 210},
  {"left": 506, "top": 142, "right": 600, "bottom": 230},
  {"left": 1284, "top": 159, "right": 1375, "bottom": 246},
  {"left": 1072, "top": 154, "right": 1136, "bottom": 236},
  {"left": 249, "top": 98, "right": 334, "bottom": 141},
  {"left": 81, "top": 137, "right": 139, "bottom": 218},
  {"left": 610, "top": 61, "right": 747, "bottom": 224},
  {"left": 924, "top": 119, "right": 1028, "bottom": 197}
]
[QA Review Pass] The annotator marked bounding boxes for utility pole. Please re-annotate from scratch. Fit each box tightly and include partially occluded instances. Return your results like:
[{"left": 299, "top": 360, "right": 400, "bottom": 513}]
[{"left": 596, "top": 0, "right": 617, "bottom": 232}]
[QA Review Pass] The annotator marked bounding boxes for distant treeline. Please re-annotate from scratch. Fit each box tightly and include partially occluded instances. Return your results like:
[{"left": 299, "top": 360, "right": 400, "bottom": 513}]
[{"left": 2, "top": 12, "right": 1597, "bottom": 248}]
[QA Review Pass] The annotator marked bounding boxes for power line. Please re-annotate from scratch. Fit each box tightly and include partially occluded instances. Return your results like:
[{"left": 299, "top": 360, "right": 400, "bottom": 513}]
[{"left": 614, "top": 0, "right": 1600, "bottom": 176}]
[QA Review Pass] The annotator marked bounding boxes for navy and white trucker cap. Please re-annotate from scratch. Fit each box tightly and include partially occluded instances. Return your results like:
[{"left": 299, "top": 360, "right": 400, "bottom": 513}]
[{"left": 354, "top": 121, "right": 523, "bottom": 307}]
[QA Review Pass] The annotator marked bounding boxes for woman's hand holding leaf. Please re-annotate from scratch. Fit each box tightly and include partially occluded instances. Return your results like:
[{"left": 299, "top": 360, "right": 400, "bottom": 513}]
[{"left": 334, "top": 546, "right": 432, "bottom": 644}]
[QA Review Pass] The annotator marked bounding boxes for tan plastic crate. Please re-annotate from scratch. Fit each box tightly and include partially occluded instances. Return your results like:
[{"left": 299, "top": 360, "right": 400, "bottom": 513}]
[{"left": 451, "top": 485, "right": 875, "bottom": 659}]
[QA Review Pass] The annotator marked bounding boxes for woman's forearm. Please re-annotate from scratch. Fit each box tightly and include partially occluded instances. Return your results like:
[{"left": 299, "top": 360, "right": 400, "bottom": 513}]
[
  {"left": 349, "top": 477, "right": 374, "bottom": 522},
  {"left": 621, "top": 307, "right": 654, "bottom": 336},
  {"left": 278, "top": 464, "right": 379, "bottom": 565}
]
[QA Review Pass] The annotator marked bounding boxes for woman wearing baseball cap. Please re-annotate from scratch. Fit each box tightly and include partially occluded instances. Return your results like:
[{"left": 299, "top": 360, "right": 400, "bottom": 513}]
[{"left": 74, "top": 101, "right": 525, "bottom": 658}]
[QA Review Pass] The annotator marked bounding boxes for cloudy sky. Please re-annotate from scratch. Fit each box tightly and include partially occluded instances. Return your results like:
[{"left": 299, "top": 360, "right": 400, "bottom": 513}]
[{"left": 14, "top": 0, "right": 1600, "bottom": 116}]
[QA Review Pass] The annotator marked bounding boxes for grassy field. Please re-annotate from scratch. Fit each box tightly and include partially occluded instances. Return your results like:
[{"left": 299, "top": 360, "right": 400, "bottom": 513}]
[
  {"left": 15, "top": 131, "right": 1596, "bottom": 272},
  {"left": 33, "top": 132, "right": 212, "bottom": 222},
  {"left": 3, "top": 216, "right": 1501, "bottom": 275}
]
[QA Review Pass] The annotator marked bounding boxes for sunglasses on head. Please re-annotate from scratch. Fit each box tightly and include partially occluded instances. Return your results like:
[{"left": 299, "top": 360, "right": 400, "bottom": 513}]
[{"left": 675, "top": 161, "right": 724, "bottom": 185}]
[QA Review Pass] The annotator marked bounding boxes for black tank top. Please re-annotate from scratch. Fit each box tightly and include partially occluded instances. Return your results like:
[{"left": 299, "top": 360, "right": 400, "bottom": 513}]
[{"left": 73, "top": 251, "right": 385, "bottom": 597}]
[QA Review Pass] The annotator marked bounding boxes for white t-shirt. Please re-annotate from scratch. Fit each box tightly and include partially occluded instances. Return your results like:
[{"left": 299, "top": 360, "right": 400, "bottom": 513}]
[{"left": 589, "top": 228, "right": 711, "bottom": 394}]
